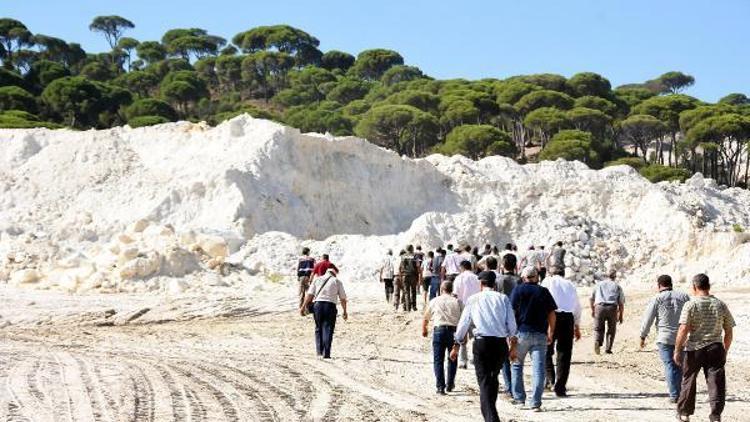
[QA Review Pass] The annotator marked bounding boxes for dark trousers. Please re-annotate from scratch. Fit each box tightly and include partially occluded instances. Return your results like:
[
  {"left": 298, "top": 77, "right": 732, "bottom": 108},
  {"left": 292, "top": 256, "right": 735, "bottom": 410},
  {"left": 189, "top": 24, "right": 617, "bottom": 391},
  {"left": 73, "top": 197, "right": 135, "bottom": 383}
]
[
  {"left": 545, "top": 311, "right": 574, "bottom": 394},
  {"left": 313, "top": 301, "right": 337, "bottom": 358},
  {"left": 539, "top": 267, "right": 547, "bottom": 281},
  {"left": 393, "top": 277, "right": 406, "bottom": 310},
  {"left": 403, "top": 274, "right": 418, "bottom": 311},
  {"left": 383, "top": 279, "right": 394, "bottom": 303},
  {"left": 432, "top": 326, "right": 458, "bottom": 391},
  {"left": 473, "top": 337, "right": 508, "bottom": 422},
  {"left": 594, "top": 304, "right": 618, "bottom": 352},
  {"left": 677, "top": 342, "right": 726, "bottom": 419}
]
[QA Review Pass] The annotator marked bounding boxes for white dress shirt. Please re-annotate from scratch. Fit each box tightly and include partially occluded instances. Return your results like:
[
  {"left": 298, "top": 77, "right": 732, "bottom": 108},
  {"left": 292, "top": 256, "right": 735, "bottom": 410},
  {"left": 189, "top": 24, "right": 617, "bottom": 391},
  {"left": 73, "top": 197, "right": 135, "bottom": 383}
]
[
  {"left": 453, "top": 271, "right": 480, "bottom": 305},
  {"left": 442, "top": 252, "right": 462, "bottom": 275},
  {"left": 542, "top": 274, "right": 582, "bottom": 324},
  {"left": 455, "top": 289, "right": 518, "bottom": 341}
]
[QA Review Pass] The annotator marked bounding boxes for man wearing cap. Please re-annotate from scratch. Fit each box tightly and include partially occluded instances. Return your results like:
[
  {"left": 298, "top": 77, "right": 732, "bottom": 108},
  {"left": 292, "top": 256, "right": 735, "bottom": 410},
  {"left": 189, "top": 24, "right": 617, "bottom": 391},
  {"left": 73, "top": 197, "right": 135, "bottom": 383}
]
[
  {"left": 510, "top": 266, "right": 557, "bottom": 412},
  {"left": 451, "top": 271, "right": 518, "bottom": 422},
  {"left": 541, "top": 265, "right": 582, "bottom": 397},
  {"left": 590, "top": 268, "right": 625, "bottom": 354}
]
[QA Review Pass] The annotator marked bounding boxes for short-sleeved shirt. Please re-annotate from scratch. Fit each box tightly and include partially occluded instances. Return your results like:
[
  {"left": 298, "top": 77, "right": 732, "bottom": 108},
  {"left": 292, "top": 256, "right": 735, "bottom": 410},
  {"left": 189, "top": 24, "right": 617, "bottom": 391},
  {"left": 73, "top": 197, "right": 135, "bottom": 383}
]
[
  {"left": 510, "top": 283, "right": 558, "bottom": 334},
  {"left": 442, "top": 252, "right": 462, "bottom": 275},
  {"left": 454, "top": 271, "right": 481, "bottom": 305},
  {"left": 679, "top": 295, "right": 735, "bottom": 351},
  {"left": 426, "top": 295, "right": 462, "bottom": 327},
  {"left": 307, "top": 273, "right": 347, "bottom": 304},
  {"left": 591, "top": 279, "right": 625, "bottom": 305},
  {"left": 431, "top": 255, "right": 444, "bottom": 274},
  {"left": 380, "top": 256, "right": 394, "bottom": 279},
  {"left": 297, "top": 256, "right": 315, "bottom": 277},
  {"left": 313, "top": 260, "right": 336, "bottom": 276}
]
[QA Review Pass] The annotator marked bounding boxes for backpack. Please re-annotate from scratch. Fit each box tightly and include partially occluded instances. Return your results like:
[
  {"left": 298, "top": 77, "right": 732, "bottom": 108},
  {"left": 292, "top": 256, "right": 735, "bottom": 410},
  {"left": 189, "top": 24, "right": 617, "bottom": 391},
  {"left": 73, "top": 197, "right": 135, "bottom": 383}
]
[
  {"left": 552, "top": 248, "right": 566, "bottom": 266},
  {"left": 499, "top": 274, "right": 519, "bottom": 296},
  {"left": 297, "top": 257, "right": 315, "bottom": 277},
  {"left": 401, "top": 254, "right": 419, "bottom": 276}
]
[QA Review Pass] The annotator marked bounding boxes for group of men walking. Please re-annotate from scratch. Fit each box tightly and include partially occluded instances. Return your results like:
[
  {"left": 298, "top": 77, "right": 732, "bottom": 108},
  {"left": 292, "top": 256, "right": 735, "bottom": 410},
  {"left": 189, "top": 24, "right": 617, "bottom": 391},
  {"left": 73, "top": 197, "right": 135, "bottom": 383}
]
[{"left": 296, "top": 243, "right": 735, "bottom": 422}]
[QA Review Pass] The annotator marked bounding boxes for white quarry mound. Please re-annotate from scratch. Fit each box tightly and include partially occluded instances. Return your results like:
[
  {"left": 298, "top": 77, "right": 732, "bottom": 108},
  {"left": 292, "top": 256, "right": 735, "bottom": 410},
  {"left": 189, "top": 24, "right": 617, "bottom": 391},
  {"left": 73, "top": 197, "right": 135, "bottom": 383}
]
[{"left": 1, "top": 114, "right": 749, "bottom": 294}]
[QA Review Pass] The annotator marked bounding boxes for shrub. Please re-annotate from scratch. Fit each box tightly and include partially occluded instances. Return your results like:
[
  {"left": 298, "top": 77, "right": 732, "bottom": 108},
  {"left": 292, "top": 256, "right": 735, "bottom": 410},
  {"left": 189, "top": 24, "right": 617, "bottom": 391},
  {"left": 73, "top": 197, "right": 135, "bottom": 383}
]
[
  {"left": 128, "top": 115, "right": 170, "bottom": 128},
  {"left": 639, "top": 164, "right": 691, "bottom": 183},
  {"left": 605, "top": 157, "right": 646, "bottom": 170}
]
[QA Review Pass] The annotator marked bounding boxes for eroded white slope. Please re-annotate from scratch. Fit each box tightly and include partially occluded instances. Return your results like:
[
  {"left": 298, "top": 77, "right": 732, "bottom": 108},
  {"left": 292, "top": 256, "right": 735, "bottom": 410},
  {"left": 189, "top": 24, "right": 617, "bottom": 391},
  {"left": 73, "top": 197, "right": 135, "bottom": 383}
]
[{"left": 0, "top": 114, "right": 748, "bottom": 294}]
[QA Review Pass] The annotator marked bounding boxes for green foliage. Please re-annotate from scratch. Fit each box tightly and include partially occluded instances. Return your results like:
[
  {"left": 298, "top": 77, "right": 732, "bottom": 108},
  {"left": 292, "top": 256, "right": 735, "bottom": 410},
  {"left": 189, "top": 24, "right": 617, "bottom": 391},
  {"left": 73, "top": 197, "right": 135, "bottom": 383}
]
[
  {"left": 128, "top": 115, "right": 169, "bottom": 127},
  {"left": 25, "top": 60, "right": 70, "bottom": 89},
  {"left": 0, "top": 18, "right": 33, "bottom": 69},
  {"left": 80, "top": 61, "right": 114, "bottom": 81},
  {"left": 89, "top": 15, "right": 135, "bottom": 49},
  {"left": 524, "top": 107, "right": 571, "bottom": 135},
  {"left": 632, "top": 94, "right": 699, "bottom": 131},
  {"left": 0, "top": 68, "right": 25, "bottom": 87},
  {"left": 284, "top": 102, "right": 353, "bottom": 136},
  {"left": 160, "top": 70, "right": 207, "bottom": 112},
  {"left": 125, "top": 98, "right": 177, "bottom": 121},
  {"left": 514, "top": 74, "right": 568, "bottom": 92},
  {"left": 241, "top": 51, "right": 294, "bottom": 100},
  {"left": 538, "top": 129, "right": 597, "bottom": 164},
  {"left": 440, "top": 124, "right": 515, "bottom": 159},
  {"left": 350, "top": 49, "right": 404, "bottom": 80},
  {"left": 355, "top": 104, "right": 439, "bottom": 155},
  {"left": 574, "top": 96, "right": 617, "bottom": 116},
  {"left": 733, "top": 224, "right": 745, "bottom": 233},
  {"left": 326, "top": 78, "right": 372, "bottom": 104},
  {"left": 619, "top": 114, "right": 667, "bottom": 160},
  {"left": 383, "top": 89, "right": 439, "bottom": 114},
  {"left": 604, "top": 157, "right": 646, "bottom": 170},
  {"left": 566, "top": 107, "right": 610, "bottom": 136},
  {"left": 136, "top": 41, "right": 166, "bottom": 64},
  {"left": 0, "top": 110, "right": 60, "bottom": 128},
  {"left": 719, "top": 93, "right": 750, "bottom": 106},
  {"left": 41, "top": 76, "right": 103, "bottom": 127},
  {"left": 162, "top": 28, "right": 225, "bottom": 60},
  {"left": 515, "top": 90, "right": 574, "bottom": 114},
  {"left": 568, "top": 72, "right": 611, "bottom": 97},
  {"left": 381, "top": 65, "right": 425, "bottom": 86},
  {"left": 653, "top": 71, "right": 695, "bottom": 94},
  {"left": 320, "top": 50, "right": 355, "bottom": 71},
  {"left": 639, "top": 164, "right": 691, "bottom": 183},
  {"left": 0, "top": 85, "right": 36, "bottom": 113}
]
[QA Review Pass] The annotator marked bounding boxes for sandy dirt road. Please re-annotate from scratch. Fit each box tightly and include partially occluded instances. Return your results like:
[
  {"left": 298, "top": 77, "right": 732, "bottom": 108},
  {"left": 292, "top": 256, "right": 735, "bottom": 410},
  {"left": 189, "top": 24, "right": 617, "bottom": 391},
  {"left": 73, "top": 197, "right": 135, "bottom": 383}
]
[{"left": 0, "top": 285, "right": 748, "bottom": 422}]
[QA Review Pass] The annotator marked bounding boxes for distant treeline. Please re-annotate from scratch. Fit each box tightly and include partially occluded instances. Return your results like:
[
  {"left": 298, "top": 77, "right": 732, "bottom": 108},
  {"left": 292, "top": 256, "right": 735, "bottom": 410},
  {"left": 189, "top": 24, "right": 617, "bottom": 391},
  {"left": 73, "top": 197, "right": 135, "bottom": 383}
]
[{"left": 1, "top": 16, "right": 748, "bottom": 187}]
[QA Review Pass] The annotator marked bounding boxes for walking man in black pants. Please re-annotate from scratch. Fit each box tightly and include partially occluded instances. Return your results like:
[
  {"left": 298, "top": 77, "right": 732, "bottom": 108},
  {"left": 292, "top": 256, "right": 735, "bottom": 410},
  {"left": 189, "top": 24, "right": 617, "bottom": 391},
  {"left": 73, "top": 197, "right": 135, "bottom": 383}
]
[
  {"left": 450, "top": 271, "right": 518, "bottom": 422},
  {"left": 674, "top": 274, "right": 735, "bottom": 422},
  {"left": 541, "top": 265, "right": 582, "bottom": 396}
]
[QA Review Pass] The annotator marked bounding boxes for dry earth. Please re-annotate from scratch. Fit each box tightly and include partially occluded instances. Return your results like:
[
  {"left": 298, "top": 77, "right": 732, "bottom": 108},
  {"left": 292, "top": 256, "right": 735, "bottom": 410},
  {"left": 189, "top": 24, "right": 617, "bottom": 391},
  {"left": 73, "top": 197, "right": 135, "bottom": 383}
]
[{"left": 0, "top": 285, "right": 748, "bottom": 422}]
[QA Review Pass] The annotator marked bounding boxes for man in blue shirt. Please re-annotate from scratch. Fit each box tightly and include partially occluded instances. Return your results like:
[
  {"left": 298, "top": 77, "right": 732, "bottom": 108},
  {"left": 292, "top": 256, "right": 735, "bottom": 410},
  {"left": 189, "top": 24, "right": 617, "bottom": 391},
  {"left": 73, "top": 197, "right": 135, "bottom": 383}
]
[
  {"left": 510, "top": 266, "right": 557, "bottom": 412},
  {"left": 451, "top": 271, "right": 518, "bottom": 422}
]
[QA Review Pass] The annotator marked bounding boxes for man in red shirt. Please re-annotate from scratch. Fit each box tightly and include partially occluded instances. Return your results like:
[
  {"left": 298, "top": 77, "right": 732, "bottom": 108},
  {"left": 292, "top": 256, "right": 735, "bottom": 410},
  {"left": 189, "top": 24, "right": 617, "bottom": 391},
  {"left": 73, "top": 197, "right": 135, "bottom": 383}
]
[{"left": 313, "top": 254, "right": 338, "bottom": 278}]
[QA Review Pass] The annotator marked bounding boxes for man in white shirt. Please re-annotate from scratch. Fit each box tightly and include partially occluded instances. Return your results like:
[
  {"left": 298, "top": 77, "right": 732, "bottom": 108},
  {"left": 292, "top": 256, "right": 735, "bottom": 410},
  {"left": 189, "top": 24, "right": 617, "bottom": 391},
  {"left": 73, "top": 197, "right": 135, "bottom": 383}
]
[
  {"left": 441, "top": 243, "right": 462, "bottom": 281},
  {"left": 541, "top": 265, "right": 581, "bottom": 396},
  {"left": 451, "top": 271, "right": 518, "bottom": 422},
  {"left": 453, "top": 260, "right": 481, "bottom": 369},
  {"left": 379, "top": 249, "right": 395, "bottom": 304}
]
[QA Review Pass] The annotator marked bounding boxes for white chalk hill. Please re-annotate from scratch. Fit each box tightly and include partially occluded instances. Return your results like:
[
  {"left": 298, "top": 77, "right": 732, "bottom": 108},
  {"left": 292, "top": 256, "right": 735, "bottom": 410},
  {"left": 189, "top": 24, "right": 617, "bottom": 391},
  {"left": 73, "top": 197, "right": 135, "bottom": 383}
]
[{"left": 0, "top": 114, "right": 748, "bottom": 294}]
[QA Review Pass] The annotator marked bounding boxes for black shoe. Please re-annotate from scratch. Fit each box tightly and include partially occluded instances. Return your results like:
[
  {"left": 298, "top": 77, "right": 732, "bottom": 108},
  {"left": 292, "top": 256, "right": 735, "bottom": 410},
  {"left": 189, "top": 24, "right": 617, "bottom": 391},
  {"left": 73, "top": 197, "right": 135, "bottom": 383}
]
[
  {"left": 605, "top": 350, "right": 613, "bottom": 354},
  {"left": 436, "top": 389, "right": 446, "bottom": 395},
  {"left": 446, "top": 384, "right": 454, "bottom": 392},
  {"left": 555, "top": 390, "right": 567, "bottom": 397}
]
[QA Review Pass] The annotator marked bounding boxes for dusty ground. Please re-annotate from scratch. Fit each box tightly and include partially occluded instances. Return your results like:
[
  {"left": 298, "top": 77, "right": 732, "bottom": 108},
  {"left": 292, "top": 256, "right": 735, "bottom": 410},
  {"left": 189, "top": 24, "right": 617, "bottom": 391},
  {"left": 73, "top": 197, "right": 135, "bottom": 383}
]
[{"left": 0, "top": 284, "right": 748, "bottom": 422}]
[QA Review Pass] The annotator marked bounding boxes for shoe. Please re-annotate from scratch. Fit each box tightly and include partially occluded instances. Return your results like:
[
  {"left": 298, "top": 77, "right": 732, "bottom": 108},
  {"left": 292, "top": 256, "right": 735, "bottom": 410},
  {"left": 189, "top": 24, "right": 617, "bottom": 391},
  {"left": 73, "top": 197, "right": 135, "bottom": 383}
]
[
  {"left": 605, "top": 350, "right": 613, "bottom": 354},
  {"left": 594, "top": 343, "right": 601, "bottom": 355},
  {"left": 436, "top": 389, "right": 446, "bottom": 395},
  {"left": 676, "top": 412, "right": 689, "bottom": 421},
  {"left": 510, "top": 399, "right": 524, "bottom": 406},
  {"left": 555, "top": 391, "right": 567, "bottom": 398},
  {"left": 446, "top": 384, "right": 454, "bottom": 393},
  {"left": 668, "top": 397, "right": 678, "bottom": 404},
  {"left": 531, "top": 406, "right": 542, "bottom": 412},
  {"left": 708, "top": 416, "right": 720, "bottom": 422},
  {"left": 459, "top": 363, "right": 468, "bottom": 369}
]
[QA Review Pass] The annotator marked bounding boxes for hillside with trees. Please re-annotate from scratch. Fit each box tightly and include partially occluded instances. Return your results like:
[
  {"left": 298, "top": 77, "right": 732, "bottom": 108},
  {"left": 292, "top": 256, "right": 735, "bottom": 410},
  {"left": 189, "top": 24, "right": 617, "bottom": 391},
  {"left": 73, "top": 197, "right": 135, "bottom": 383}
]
[{"left": 1, "top": 16, "right": 749, "bottom": 188}]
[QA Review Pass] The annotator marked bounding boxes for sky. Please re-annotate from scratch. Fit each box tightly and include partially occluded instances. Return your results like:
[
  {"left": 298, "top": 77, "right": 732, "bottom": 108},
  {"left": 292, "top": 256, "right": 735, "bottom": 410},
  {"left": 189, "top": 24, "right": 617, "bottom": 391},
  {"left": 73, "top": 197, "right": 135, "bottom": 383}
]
[{"left": 4, "top": 0, "right": 749, "bottom": 102}]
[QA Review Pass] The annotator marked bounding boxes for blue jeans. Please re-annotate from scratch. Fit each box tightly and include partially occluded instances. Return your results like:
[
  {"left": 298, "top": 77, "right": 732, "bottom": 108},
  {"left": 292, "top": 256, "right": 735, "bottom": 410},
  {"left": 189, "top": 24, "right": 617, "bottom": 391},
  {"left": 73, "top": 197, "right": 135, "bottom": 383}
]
[
  {"left": 313, "top": 301, "right": 337, "bottom": 358},
  {"left": 428, "top": 276, "right": 440, "bottom": 300},
  {"left": 658, "top": 343, "right": 682, "bottom": 399},
  {"left": 432, "top": 326, "right": 458, "bottom": 390},
  {"left": 512, "top": 331, "right": 547, "bottom": 407},
  {"left": 502, "top": 358, "right": 512, "bottom": 395}
]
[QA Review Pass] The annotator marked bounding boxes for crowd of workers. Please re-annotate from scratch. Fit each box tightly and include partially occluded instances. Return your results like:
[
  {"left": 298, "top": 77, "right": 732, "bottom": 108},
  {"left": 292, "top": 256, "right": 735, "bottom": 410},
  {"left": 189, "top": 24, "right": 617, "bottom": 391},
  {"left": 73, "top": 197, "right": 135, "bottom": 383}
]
[{"left": 296, "top": 242, "right": 735, "bottom": 422}]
